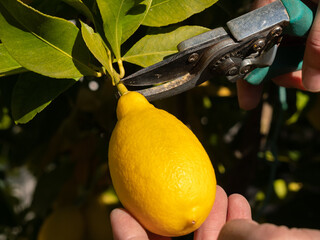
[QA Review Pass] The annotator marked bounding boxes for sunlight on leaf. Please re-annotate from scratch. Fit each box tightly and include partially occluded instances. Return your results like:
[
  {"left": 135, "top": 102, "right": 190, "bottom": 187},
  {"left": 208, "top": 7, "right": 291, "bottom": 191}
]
[
  {"left": 286, "top": 91, "right": 309, "bottom": 125},
  {"left": 273, "top": 179, "right": 287, "bottom": 199},
  {"left": 0, "top": 108, "right": 12, "bottom": 130},
  {"left": 101, "top": 186, "right": 119, "bottom": 205},
  {"left": 0, "top": 0, "right": 98, "bottom": 79},
  {"left": 96, "top": 0, "right": 152, "bottom": 60},
  {"left": 123, "top": 25, "right": 209, "bottom": 67},
  {"left": 265, "top": 150, "right": 275, "bottom": 162},
  {"left": 0, "top": 44, "right": 27, "bottom": 77},
  {"left": 122, "top": 0, "right": 152, "bottom": 43},
  {"left": 255, "top": 190, "right": 265, "bottom": 201},
  {"left": 143, "top": 0, "right": 219, "bottom": 27},
  {"left": 203, "top": 96, "right": 212, "bottom": 109},
  {"left": 80, "top": 21, "right": 113, "bottom": 77},
  {"left": 288, "top": 182, "right": 303, "bottom": 192},
  {"left": 62, "top": 0, "right": 95, "bottom": 23},
  {"left": 217, "top": 163, "right": 225, "bottom": 174}
]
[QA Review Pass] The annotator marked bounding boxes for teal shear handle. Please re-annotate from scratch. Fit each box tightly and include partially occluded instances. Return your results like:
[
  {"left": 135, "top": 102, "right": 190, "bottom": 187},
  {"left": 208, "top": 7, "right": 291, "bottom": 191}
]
[{"left": 245, "top": 0, "right": 314, "bottom": 85}]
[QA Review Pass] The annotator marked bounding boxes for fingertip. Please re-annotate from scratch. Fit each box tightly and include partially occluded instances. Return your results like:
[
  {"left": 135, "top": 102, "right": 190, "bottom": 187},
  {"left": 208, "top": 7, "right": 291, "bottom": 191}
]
[
  {"left": 227, "top": 194, "right": 252, "bottom": 221},
  {"left": 218, "top": 219, "right": 258, "bottom": 240},
  {"left": 236, "top": 79, "right": 263, "bottom": 110},
  {"left": 110, "top": 208, "right": 128, "bottom": 226},
  {"left": 216, "top": 185, "right": 227, "bottom": 200},
  {"left": 194, "top": 185, "right": 228, "bottom": 240},
  {"left": 302, "top": 65, "right": 320, "bottom": 92},
  {"left": 302, "top": 4, "right": 320, "bottom": 92},
  {"left": 110, "top": 208, "right": 148, "bottom": 240}
]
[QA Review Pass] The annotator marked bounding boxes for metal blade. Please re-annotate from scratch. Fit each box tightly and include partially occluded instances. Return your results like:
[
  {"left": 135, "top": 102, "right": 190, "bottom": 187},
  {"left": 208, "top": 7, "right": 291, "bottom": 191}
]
[
  {"left": 135, "top": 38, "right": 237, "bottom": 101},
  {"left": 121, "top": 27, "right": 229, "bottom": 87}
]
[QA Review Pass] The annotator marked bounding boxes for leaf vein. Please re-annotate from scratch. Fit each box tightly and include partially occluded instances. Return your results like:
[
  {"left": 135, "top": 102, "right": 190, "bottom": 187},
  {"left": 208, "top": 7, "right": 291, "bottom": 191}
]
[
  {"left": 123, "top": 50, "right": 176, "bottom": 60},
  {"left": 151, "top": 0, "right": 171, "bottom": 8},
  {"left": 3, "top": 1, "right": 94, "bottom": 76}
]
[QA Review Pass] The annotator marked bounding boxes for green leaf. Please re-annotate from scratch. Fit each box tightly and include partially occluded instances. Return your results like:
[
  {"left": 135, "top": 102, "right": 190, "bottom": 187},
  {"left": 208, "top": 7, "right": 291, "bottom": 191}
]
[
  {"left": 273, "top": 179, "right": 288, "bottom": 199},
  {"left": 80, "top": 21, "right": 114, "bottom": 77},
  {"left": 62, "top": 0, "right": 95, "bottom": 23},
  {"left": 0, "top": 0, "right": 99, "bottom": 79},
  {"left": 286, "top": 91, "right": 309, "bottom": 125},
  {"left": 121, "top": 0, "right": 152, "bottom": 44},
  {"left": 0, "top": 44, "right": 27, "bottom": 77},
  {"left": 143, "top": 0, "right": 219, "bottom": 27},
  {"left": 96, "top": 0, "right": 152, "bottom": 59},
  {"left": 11, "top": 72, "right": 76, "bottom": 124},
  {"left": 0, "top": 107, "right": 12, "bottom": 130},
  {"left": 123, "top": 25, "right": 209, "bottom": 67}
]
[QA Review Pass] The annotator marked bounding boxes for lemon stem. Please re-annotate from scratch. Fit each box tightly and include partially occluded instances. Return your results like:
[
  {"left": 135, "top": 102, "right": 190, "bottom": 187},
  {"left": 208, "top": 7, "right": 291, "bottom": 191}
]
[{"left": 117, "top": 82, "right": 128, "bottom": 96}]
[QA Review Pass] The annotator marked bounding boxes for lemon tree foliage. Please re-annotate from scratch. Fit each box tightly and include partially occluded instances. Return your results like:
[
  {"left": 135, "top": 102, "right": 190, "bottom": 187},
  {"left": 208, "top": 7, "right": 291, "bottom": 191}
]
[
  {"left": 142, "top": 0, "right": 219, "bottom": 27},
  {"left": 80, "top": 21, "right": 113, "bottom": 76},
  {"left": 11, "top": 73, "right": 75, "bottom": 124},
  {"left": 0, "top": 0, "right": 219, "bottom": 124},
  {"left": 0, "top": 44, "right": 26, "bottom": 77},
  {"left": 96, "top": 0, "right": 152, "bottom": 60},
  {"left": 123, "top": 26, "right": 210, "bottom": 67},
  {"left": 0, "top": 0, "right": 97, "bottom": 79},
  {"left": 62, "top": 0, "right": 95, "bottom": 23}
]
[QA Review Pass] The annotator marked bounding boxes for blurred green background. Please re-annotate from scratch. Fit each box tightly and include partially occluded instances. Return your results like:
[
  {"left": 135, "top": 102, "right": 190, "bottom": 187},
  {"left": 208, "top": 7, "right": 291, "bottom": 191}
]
[{"left": 1, "top": 0, "right": 320, "bottom": 239}]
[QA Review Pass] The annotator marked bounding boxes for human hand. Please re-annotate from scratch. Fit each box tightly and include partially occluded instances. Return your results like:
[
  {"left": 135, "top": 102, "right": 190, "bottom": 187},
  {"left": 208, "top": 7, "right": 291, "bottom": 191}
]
[
  {"left": 217, "top": 219, "right": 320, "bottom": 240},
  {"left": 237, "top": 0, "right": 320, "bottom": 110},
  {"left": 110, "top": 186, "right": 251, "bottom": 240}
]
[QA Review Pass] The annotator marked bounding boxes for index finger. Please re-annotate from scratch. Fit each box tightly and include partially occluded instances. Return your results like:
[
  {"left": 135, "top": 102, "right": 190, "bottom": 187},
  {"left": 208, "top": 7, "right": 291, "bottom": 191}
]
[
  {"left": 193, "top": 186, "right": 228, "bottom": 240},
  {"left": 302, "top": 2, "right": 320, "bottom": 91},
  {"left": 110, "top": 208, "right": 171, "bottom": 240}
]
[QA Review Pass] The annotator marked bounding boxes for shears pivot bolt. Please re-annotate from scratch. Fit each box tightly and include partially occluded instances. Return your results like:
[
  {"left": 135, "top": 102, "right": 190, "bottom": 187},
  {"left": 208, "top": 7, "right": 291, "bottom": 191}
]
[{"left": 188, "top": 53, "right": 199, "bottom": 63}]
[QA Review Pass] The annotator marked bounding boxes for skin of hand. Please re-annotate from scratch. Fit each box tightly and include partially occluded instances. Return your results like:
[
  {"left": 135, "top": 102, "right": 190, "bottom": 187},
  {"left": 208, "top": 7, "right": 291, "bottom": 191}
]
[
  {"left": 237, "top": 0, "right": 320, "bottom": 110},
  {"left": 218, "top": 220, "right": 320, "bottom": 240},
  {"left": 110, "top": 186, "right": 252, "bottom": 240},
  {"left": 110, "top": 186, "right": 320, "bottom": 240}
]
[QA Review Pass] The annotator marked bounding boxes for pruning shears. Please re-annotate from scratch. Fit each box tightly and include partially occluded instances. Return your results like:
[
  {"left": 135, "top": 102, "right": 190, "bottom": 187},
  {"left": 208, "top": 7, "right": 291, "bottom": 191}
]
[{"left": 120, "top": 0, "right": 315, "bottom": 101}]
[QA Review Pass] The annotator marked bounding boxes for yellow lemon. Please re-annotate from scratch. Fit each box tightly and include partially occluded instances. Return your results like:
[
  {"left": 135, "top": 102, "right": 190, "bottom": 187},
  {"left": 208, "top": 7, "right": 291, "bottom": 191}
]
[
  {"left": 37, "top": 206, "right": 85, "bottom": 240},
  {"left": 108, "top": 91, "right": 216, "bottom": 237}
]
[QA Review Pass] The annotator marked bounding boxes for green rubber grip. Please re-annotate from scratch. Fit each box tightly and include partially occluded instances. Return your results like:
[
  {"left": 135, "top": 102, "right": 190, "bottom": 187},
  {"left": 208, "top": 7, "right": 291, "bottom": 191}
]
[
  {"left": 246, "top": 46, "right": 305, "bottom": 85},
  {"left": 281, "top": 0, "right": 314, "bottom": 36},
  {"left": 245, "top": 0, "right": 314, "bottom": 85}
]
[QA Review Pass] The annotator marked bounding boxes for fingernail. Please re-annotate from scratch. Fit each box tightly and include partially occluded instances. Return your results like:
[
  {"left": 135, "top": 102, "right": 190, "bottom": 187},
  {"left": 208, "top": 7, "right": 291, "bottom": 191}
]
[{"left": 302, "top": 67, "right": 320, "bottom": 92}]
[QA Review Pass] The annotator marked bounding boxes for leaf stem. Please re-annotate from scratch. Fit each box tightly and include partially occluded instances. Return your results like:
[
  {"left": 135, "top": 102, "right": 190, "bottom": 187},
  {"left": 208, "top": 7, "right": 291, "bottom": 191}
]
[
  {"left": 117, "top": 59, "right": 125, "bottom": 79},
  {"left": 95, "top": 71, "right": 103, "bottom": 78}
]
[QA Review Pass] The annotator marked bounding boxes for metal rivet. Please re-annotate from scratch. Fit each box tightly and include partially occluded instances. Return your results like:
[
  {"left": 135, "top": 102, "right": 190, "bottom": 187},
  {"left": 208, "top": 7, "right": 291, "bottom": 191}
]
[
  {"left": 227, "top": 67, "right": 238, "bottom": 76},
  {"left": 188, "top": 53, "right": 199, "bottom": 63},
  {"left": 271, "top": 26, "right": 282, "bottom": 37},
  {"left": 253, "top": 39, "right": 266, "bottom": 51},
  {"left": 240, "top": 65, "right": 251, "bottom": 75}
]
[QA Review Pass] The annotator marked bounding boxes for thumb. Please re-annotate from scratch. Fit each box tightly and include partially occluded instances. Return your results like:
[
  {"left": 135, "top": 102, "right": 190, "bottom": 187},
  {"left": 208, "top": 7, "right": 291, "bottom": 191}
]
[
  {"left": 217, "top": 219, "right": 258, "bottom": 240},
  {"left": 302, "top": 3, "right": 320, "bottom": 91},
  {"left": 218, "top": 219, "right": 320, "bottom": 240}
]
